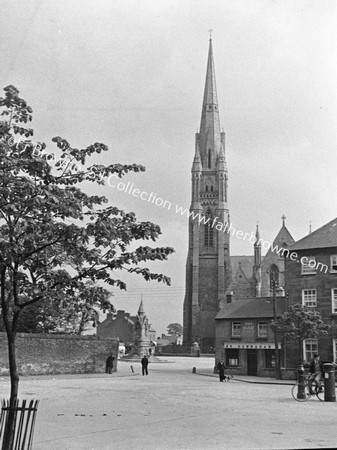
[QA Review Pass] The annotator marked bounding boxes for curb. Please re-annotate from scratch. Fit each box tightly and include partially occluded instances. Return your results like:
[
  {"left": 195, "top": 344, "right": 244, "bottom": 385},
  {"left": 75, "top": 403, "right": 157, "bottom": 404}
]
[{"left": 194, "top": 371, "right": 294, "bottom": 385}]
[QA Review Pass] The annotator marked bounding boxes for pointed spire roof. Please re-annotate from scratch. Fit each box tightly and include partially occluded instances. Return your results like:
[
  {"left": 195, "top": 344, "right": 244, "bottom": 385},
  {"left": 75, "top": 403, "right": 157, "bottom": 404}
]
[
  {"left": 216, "top": 143, "right": 227, "bottom": 171},
  {"left": 255, "top": 224, "right": 261, "bottom": 246},
  {"left": 202, "top": 38, "right": 218, "bottom": 107},
  {"left": 138, "top": 299, "right": 145, "bottom": 315},
  {"left": 199, "top": 38, "right": 222, "bottom": 163},
  {"left": 192, "top": 139, "right": 202, "bottom": 172}
]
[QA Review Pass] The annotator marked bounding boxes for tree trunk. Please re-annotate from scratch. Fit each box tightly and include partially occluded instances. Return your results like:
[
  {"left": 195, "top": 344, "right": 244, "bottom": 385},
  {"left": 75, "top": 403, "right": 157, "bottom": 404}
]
[
  {"left": 2, "top": 333, "right": 19, "bottom": 450},
  {"left": 298, "top": 338, "right": 303, "bottom": 364}
]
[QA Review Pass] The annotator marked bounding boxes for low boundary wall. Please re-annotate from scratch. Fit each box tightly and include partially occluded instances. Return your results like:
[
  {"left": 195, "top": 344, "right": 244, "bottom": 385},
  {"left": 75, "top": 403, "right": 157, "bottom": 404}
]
[{"left": 0, "top": 332, "right": 119, "bottom": 376}]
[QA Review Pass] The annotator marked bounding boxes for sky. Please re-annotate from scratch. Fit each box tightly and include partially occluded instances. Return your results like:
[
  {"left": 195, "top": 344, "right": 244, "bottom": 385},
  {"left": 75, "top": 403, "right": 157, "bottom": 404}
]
[{"left": 1, "top": 0, "right": 336, "bottom": 336}]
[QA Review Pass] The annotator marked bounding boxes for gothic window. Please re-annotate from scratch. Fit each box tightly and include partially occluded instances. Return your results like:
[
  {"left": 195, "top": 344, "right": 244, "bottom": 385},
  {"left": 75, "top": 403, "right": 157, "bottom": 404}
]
[
  {"left": 208, "top": 149, "right": 211, "bottom": 169},
  {"left": 269, "top": 264, "right": 279, "bottom": 291},
  {"left": 204, "top": 209, "right": 213, "bottom": 247},
  {"left": 205, "top": 185, "right": 208, "bottom": 192},
  {"left": 210, "top": 185, "right": 213, "bottom": 192}
]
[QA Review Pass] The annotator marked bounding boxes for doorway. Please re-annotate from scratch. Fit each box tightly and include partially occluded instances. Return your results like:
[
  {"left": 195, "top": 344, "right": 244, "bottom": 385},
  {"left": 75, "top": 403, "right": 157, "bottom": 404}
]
[{"left": 247, "top": 349, "right": 258, "bottom": 376}]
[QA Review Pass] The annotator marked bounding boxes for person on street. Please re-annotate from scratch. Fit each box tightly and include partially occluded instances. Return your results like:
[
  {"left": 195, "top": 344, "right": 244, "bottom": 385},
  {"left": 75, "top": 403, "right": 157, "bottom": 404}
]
[
  {"left": 105, "top": 353, "right": 115, "bottom": 374},
  {"left": 308, "top": 353, "right": 323, "bottom": 392},
  {"left": 217, "top": 359, "right": 226, "bottom": 382},
  {"left": 141, "top": 354, "right": 149, "bottom": 375}
]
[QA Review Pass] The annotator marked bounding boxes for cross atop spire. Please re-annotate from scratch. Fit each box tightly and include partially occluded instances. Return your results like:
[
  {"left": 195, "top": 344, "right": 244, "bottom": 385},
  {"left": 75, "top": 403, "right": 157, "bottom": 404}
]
[
  {"left": 208, "top": 28, "right": 213, "bottom": 39},
  {"left": 281, "top": 215, "right": 286, "bottom": 226}
]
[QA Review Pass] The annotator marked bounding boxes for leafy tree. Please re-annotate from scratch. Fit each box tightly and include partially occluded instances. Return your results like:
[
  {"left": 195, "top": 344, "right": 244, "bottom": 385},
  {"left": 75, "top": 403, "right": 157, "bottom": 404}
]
[
  {"left": 0, "top": 85, "right": 174, "bottom": 447},
  {"left": 16, "top": 281, "right": 114, "bottom": 334},
  {"left": 270, "top": 304, "right": 330, "bottom": 363},
  {"left": 167, "top": 323, "right": 182, "bottom": 335}
]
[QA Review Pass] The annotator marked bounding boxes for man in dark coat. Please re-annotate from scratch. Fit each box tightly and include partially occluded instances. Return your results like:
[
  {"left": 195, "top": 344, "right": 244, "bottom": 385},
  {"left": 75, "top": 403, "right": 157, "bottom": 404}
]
[
  {"left": 141, "top": 354, "right": 149, "bottom": 375},
  {"left": 217, "top": 359, "right": 226, "bottom": 382},
  {"left": 309, "top": 353, "right": 323, "bottom": 391},
  {"left": 105, "top": 353, "right": 115, "bottom": 374}
]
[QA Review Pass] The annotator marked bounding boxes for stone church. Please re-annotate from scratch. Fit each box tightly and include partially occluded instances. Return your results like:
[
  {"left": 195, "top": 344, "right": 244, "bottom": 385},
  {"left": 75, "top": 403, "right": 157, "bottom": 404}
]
[{"left": 183, "top": 38, "right": 294, "bottom": 351}]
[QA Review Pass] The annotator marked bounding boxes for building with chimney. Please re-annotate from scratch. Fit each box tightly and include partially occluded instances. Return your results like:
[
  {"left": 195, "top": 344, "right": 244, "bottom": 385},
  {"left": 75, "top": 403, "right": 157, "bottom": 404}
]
[
  {"left": 285, "top": 217, "right": 337, "bottom": 365},
  {"left": 97, "top": 300, "right": 156, "bottom": 356}
]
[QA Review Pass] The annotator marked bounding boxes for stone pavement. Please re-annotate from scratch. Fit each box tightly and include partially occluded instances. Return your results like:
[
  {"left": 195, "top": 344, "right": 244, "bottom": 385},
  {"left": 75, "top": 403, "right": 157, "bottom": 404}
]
[{"left": 0, "top": 357, "right": 336, "bottom": 450}]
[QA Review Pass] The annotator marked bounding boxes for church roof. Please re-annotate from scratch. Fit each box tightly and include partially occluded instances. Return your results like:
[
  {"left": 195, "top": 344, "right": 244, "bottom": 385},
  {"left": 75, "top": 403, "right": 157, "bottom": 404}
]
[
  {"left": 215, "top": 297, "right": 286, "bottom": 320},
  {"left": 230, "top": 255, "right": 254, "bottom": 279},
  {"left": 289, "top": 217, "right": 337, "bottom": 251},
  {"left": 263, "top": 219, "right": 295, "bottom": 259}
]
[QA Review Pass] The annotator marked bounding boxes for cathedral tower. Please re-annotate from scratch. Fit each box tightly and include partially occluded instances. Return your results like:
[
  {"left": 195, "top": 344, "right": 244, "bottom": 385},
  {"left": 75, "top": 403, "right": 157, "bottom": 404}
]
[{"left": 183, "top": 38, "right": 230, "bottom": 350}]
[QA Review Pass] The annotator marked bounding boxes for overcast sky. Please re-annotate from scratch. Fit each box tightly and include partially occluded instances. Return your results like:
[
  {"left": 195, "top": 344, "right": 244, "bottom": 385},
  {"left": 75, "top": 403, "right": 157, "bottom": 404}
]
[{"left": 1, "top": 0, "right": 336, "bottom": 336}]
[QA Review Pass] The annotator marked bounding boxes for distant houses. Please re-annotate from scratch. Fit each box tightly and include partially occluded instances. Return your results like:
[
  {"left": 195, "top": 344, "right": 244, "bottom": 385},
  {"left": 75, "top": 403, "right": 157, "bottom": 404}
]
[{"left": 97, "top": 300, "right": 156, "bottom": 357}]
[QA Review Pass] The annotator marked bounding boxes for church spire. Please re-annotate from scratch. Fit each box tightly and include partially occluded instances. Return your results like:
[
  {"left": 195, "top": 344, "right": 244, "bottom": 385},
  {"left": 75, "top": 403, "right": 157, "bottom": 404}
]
[
  {"left": 199, "top": 37, "right": 221, "bottom": 168},
  {"left": 138, "top": 298, "right": 145, "bottom": 316}
]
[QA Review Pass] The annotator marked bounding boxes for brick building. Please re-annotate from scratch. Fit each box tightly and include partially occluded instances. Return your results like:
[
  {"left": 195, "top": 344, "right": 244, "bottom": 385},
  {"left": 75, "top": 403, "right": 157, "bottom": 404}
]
[
  {"left": 97, "top": 300, "right": 156, "bottom": 356},
  {"left": 97, "top": 310, "right": 135, "bottom": 345},
  {"left": 285, "top": 217, "right": 337, "bottom": 365},
  {"left": 215, "top": 295, "right": 286, "bottom": 377}
]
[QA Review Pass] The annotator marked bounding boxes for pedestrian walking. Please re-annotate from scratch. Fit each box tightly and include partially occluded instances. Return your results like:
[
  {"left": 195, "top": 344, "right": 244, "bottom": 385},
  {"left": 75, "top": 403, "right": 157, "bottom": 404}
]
[
  {"left": 141, "top": 354, "right": 149, "bottom": 375},
  {"left": 217, "top": 359, "right": 226, "bottom": 382},
  {"left": 105, "top": 353, "right": 115, "bottom": 374}
]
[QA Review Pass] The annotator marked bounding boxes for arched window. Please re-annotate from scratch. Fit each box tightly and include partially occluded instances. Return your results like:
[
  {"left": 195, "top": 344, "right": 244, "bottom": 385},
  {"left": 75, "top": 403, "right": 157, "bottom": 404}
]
[
  {"left": 208, "top": 149, "right": 212, "bottom": 169},
  {"left": 205, "top": 185, "right": 208, "bottom": 192},
  {"left": 204, "top": 209, "right": 213, "bottom": 247},
  {"left": 210, "top": 185, "right": 213, "bottom": 192},
  {"left": 269, "top": 264, "right": 279, "bottom": 291}
]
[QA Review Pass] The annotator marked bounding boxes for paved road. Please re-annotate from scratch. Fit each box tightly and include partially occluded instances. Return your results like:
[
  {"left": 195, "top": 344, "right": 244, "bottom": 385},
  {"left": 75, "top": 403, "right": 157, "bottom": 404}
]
[{"left": 1, "top": 357, "right": 336, "bottom": 449}]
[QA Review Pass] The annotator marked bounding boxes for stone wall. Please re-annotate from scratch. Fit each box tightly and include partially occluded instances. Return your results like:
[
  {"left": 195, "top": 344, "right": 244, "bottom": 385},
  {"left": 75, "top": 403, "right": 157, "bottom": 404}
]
[{"left": 0, "top": 332, "right": 119, "bottom": 376}]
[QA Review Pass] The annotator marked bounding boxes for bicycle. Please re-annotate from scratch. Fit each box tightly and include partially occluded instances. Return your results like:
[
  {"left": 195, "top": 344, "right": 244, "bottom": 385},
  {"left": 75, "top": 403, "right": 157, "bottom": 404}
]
[{"left": 291, "top": 373, "right": 324, "bottom": 402}]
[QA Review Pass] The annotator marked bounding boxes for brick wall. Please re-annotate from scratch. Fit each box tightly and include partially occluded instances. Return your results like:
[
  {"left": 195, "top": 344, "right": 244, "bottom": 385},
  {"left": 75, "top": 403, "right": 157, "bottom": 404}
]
[{"left": 0, "top": 333, "right": 119, "bottom": 376}]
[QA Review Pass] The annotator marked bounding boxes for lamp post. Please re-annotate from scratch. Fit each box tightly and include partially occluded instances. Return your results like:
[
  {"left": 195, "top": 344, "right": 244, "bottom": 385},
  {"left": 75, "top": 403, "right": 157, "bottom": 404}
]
[{"left": 270, "top": 269, "right": 282, "bottom": 380}]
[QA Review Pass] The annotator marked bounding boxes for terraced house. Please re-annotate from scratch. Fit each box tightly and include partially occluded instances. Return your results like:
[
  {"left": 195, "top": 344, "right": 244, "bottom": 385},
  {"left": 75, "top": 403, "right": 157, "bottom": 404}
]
[{"left": 285, "top": 217, "right": 337, "bottom": 365}]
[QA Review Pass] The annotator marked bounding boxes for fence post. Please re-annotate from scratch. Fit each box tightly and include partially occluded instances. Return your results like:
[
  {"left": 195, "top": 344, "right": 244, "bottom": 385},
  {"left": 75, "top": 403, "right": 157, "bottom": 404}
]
[
  {"left": 323, "top": 363, "right": 336, "bottom": 402},
  {"left": 0, "top": 399, "right": 39, "bottom": 450}
]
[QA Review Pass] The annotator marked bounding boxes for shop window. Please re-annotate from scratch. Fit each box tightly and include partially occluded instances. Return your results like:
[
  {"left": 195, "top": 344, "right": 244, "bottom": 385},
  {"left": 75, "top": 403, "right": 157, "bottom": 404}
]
[
  {"left": 226, "top": 349, "right": 239, "bottom": 366},
  {"left": 265, "top": 349, "right": 275, "bottom": 368}
]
